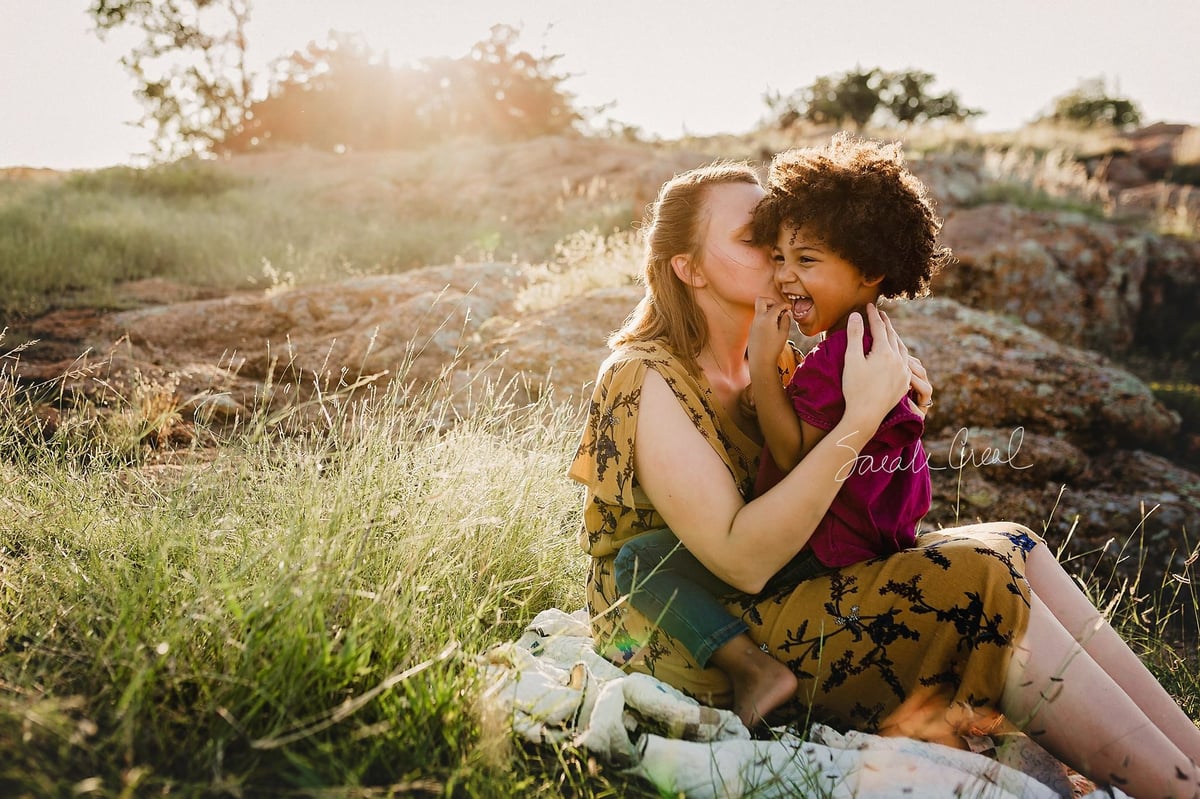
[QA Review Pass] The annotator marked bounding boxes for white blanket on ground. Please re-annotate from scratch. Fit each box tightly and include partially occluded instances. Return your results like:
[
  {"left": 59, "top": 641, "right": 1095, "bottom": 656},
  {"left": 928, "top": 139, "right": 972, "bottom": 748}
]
[{"left": 481, "top": 608, "right": 1127, "bottom": 799}]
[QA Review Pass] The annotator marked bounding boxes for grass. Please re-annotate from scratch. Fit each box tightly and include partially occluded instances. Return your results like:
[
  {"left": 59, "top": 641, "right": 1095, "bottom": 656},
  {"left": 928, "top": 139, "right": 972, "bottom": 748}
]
[
  {"left": 3, "top": 322, "right": 1198, "bottom": 798},
  {"left": 0, "top": 339, "right": 667, "bottom": 796},
  {"left": 0, "top": 148, "right": 635, "bottom": 320}
]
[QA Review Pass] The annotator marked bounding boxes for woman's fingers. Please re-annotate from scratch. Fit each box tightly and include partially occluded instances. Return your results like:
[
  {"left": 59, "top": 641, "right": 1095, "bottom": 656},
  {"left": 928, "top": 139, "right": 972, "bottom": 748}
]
[
  {"left": 877, "top": 307, "right": 906, "bottom": 359},
  {"left": 843, "top": 306, "right": 912, "bottom": 421},
  {"left": 907, "top": 354, "right": 928, "bottom": 381},
  {"left": 847, "top": 309, "right": 864, "bottom": 340},
  {"left": 866, "top": 304, "right": 905, "bottom": 367},
  {"left": 865, "top": 303, "right": 890, "bottom": 349},
  {"left": 884, "top": 310, "right": 911, "bottom": 363},
  {"left": 904, "top": 352, "right": 934, "bottom": 416},
  {"left": 873, "top": 306, "right": 935, "bottom": 414}
]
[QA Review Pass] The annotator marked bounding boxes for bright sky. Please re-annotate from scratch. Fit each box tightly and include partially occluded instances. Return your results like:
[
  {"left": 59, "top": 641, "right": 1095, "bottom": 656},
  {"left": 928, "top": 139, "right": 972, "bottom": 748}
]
[{"left": 3, "top": 0, "right": 1198, "bottom": 169}]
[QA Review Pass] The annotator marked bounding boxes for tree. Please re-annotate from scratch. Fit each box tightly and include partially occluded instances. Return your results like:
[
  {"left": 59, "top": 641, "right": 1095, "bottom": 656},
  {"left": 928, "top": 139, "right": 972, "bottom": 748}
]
[
  {"left": 222, "top": 24, "right": 580, "bottom": 153},
  {"left": 764, "top": 68, "right": 980, "bottom": 131},
  {"left": 221, "top": 32, "right": 429, "bottom": 152},
  {"left": 89, "top": 0, "right": 256, "bottom": 160},
  {"left": 1043, "top": 78, "right": 1142, "bottom": 129},
  {"left": 880, "top": 70, "right": 981, "bottom": 126},
  {"left": 834, "top": 68, "right": 885, "bottom": 130},
  {"left": 461, "top": 24, "right": 580, "bottom": 140}
]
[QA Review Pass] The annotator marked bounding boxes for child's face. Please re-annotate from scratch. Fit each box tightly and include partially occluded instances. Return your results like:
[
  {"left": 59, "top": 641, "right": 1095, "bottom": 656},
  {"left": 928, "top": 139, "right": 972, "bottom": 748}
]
[{"left": 772, "top": 223, "right": 883, "bottom": 337}]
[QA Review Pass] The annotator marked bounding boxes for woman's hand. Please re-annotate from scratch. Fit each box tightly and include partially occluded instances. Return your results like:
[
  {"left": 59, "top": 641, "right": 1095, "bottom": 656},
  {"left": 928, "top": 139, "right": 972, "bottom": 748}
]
[
  {"left": 842, "top": 304, "right": 912, "bottom": 428},
  {"left": 906, "top": 351, "right": 933, "bottom": 419}
]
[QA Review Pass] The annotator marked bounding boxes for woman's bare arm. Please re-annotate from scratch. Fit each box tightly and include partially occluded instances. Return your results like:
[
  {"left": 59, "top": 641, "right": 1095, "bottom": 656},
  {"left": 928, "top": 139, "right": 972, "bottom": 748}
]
[{"left": 635, "top": 305, "right": 911, "bottom": 593}]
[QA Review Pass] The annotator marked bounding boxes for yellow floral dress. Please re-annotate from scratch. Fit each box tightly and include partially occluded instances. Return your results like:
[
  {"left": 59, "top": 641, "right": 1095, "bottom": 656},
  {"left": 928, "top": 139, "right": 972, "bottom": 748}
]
[{"left": 568, "top": 339, "right": 1042, "bottom": 735}]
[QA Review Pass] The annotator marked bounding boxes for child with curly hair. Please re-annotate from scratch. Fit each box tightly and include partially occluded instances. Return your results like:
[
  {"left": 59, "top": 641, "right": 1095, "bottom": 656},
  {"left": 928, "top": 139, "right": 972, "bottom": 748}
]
[
  {"left": 614, "top": 133, "right": 950, "bottom": 726},
  {"left": 747, "top": 132, "right": 950, "bottom": 564}
]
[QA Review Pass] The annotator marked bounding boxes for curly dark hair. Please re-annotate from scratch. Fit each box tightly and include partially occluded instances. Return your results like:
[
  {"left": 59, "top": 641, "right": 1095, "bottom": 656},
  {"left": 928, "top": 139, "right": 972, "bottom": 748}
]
[{"left": 751, "top": 133, "right": 952, "bottom": 299}]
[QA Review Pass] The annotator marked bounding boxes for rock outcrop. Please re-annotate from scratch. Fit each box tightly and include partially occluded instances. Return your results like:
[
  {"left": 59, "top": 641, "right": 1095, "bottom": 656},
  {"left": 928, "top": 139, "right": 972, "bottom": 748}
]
[{"left": 937, "top": 205, "right": 1200, "bottom": 357}]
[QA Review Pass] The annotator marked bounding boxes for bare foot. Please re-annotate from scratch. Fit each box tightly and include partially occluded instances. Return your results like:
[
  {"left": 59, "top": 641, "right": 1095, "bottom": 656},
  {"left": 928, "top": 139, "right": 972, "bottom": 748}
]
[{"left": 711, "top": 635, "right": 798, "bottom": 728}]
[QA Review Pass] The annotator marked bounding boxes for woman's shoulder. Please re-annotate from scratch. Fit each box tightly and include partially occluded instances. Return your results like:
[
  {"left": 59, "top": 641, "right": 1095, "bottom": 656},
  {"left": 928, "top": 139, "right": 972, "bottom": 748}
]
[
  {"left": 605, "top": 339, "right": 683, "bottom": 367},
  {"left": 599, "top": 340, "right": 692, "bottom": 385}
]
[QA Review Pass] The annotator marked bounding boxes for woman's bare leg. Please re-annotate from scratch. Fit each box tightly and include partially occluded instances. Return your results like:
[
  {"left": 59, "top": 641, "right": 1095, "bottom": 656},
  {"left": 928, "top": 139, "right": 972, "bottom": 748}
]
[
  {"left": 1027, "top": 544, "right": 1200, "bottom": 764},
  {"left": 1004, "top": 592, "right": 1200, "bottom": 798}
]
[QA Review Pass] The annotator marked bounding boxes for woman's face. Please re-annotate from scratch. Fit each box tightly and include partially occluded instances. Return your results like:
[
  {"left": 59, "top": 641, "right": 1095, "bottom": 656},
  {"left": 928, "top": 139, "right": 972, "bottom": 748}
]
[{"left": 697, "top": 182, "right": 776, "bottom": 304}]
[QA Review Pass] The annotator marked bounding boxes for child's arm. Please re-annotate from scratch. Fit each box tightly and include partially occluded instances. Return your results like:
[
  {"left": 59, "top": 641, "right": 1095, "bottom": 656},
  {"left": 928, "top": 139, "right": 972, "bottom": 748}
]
[
  {"left": 748, "top": 298, "right": 829, "bottom": 472},
  {"left": 748, "top": 298, "right": 835, "bottom": 472},
  {"left": 765, "top": 410, "right": 829, "bottom": 472}
]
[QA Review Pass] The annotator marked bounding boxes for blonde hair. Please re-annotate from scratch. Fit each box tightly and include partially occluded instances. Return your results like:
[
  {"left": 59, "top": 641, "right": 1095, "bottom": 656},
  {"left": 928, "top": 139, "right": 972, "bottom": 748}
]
[{"left": 609, "top": 161, "right": 761, "bottom": 370}]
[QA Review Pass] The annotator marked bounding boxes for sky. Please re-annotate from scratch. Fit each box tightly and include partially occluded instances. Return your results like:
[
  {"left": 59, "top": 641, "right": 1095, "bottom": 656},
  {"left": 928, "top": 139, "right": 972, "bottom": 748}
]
[{"left": 3, "top": 0, "right": 1198, "bottom": 170}]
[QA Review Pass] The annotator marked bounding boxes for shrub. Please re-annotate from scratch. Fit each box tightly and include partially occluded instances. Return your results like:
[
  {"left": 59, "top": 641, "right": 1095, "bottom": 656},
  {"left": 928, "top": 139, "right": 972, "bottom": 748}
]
[{"left": 1041, "top": 78, "right": 1142, "bottom": 129}]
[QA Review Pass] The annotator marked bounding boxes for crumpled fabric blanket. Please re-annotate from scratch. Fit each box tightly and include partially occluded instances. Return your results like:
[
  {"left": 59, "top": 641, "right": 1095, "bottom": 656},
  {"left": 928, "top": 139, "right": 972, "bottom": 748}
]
[{"left": 481, "top": 608, "right": 1128, "bottom": 799}]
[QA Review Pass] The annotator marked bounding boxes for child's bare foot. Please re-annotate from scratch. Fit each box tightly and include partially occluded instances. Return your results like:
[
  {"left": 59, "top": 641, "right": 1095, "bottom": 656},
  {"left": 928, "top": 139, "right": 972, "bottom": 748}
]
[{"left": 711, "top": 635, "right": 798, "bottom": 727}]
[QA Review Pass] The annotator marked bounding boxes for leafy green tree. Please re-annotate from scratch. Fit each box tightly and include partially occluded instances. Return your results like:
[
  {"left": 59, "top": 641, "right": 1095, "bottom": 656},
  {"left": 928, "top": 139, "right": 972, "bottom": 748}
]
[
  {"left": 88, "top": 0, "right": 256, "bottom": 160},
  {"left": 767, "top": 69, "right": 880, "bottom": 130},
  {"left": 834, "top": 68, "right": 885, "bottom": 130},
  {"left": 1044, "top": 78, "right": 1142, "bottom": 128},
  {"left": 881, "top": 70, "right": 981, "bottom": 126},
  {"left": 765, "top": 68, "right": 979, "bottom": 130}
]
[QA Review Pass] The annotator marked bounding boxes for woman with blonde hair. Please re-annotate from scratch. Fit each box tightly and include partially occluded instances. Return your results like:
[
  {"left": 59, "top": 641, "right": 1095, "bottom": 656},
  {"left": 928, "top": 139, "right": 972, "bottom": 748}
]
[{"left": 569, "top": 145, "right": 1200, "bottom": 798}]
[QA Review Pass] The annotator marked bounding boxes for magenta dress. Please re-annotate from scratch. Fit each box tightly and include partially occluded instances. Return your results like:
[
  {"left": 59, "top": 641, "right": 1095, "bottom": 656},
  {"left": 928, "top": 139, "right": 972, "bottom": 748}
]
[{"left": 755, "top": 329, "right": 931, "bottom": 567}]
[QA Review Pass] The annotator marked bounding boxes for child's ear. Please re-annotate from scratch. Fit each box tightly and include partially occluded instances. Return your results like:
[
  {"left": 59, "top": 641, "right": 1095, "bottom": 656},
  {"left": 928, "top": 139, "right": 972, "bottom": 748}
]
[
  {"left": 861, "top": 273, "right": 885, "bottom": 288},
  {"left": 671, "top": 254, "right": 708, "bottom": 288}
]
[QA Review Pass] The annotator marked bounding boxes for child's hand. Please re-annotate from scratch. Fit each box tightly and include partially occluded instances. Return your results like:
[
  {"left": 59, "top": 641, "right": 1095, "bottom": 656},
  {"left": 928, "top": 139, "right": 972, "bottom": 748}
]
[
  {"left": 737, "top": 384, "right": 757, "bottom": 420},
  {"left": 749, "top": 296, "right": 792, "bottom": 377}
]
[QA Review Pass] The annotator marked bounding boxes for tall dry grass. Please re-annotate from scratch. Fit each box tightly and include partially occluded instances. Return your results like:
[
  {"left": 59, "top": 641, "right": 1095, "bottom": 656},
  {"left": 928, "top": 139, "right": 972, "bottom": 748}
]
[
  {"left": 1, "top": 337, "right": 678, "bottom": 795},
  {"left": 0, "top": 146, "right": 636, "bottom": 320}
]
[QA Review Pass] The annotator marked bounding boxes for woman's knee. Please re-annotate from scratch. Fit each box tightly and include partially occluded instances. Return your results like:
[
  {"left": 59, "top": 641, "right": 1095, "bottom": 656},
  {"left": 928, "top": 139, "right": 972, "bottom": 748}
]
[{"left": 954, "top": 519, "right": 1039, "bottom": 541}]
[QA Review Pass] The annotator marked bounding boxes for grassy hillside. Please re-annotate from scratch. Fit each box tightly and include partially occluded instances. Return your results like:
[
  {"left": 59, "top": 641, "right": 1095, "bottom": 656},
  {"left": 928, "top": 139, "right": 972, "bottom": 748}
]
[{"left": 0, "top": 137, "right": 653, "bottom": 319}]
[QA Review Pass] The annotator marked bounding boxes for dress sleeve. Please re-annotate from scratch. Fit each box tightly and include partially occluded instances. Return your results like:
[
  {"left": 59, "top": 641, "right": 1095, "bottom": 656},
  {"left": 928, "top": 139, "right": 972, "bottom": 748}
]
[
  {"left": 568, "top": 342, "right": 758, "bottom": 507},
  {"left": 568, "top": 353, "right": 649, "bottom": 508}
]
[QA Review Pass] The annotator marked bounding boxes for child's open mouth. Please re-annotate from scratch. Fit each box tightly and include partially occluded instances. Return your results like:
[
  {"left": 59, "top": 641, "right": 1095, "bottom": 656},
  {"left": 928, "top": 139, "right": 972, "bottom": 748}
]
[{"left": 786, "top": 293, "right": 813, "bottom": 320}]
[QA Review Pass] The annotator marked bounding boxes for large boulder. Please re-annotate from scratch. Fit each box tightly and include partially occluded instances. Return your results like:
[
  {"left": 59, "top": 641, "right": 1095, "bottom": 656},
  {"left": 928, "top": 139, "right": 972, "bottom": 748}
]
[
  {"left": 869, "top": 298, "right": 1178, "bottom": 452},
  {"left": 907, "top": 151, "right": 989, "bottom": 209},
  {"left": 937, "top": 204, "right": 1200, "bottom": 355},
  {"left": 105, "top": 263, "right": 533, "bottom": 398},
  {"left": 1125, "top": 123, "right": 1191, "bottom": 180},
  {"left": 470, "top": 285, "right": 639, "bottom": 405},
  {"left": 1112, "top": 183, "right": 1200, "bottom": 233}
]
